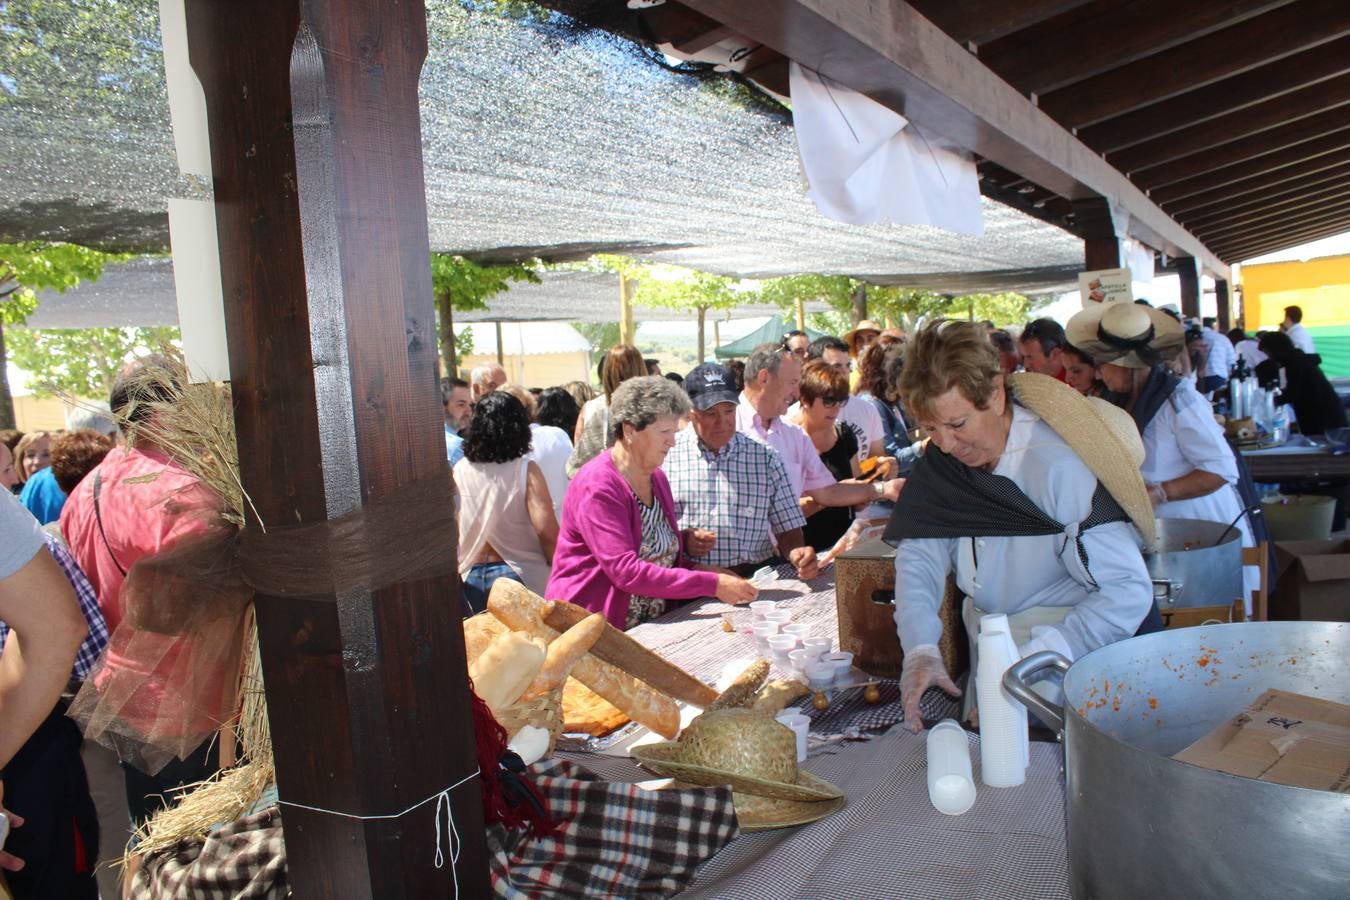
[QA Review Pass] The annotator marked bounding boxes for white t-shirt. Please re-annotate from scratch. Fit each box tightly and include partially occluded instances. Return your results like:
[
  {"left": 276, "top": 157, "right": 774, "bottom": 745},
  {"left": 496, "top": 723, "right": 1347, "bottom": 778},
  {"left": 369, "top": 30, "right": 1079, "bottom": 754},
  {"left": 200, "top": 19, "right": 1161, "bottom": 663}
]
[
  {"left": 1, "top": 490, "right": 44, "bottom": 580},
  {"left": 839, "top": 395, "right": 883, "bottom": 462},
  {"left": 529, "top": 423, "right": 572, "bottom": 522},
  {"left": 1286, "top": 322, "right": 1315, "bottom": 354}
]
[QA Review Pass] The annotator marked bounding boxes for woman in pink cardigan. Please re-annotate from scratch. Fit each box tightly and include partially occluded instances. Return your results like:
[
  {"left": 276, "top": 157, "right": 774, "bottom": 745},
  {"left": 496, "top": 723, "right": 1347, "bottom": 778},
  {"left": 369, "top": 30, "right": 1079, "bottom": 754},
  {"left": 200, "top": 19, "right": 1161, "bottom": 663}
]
[{"left": 547, "top": 377, "right": 757, "bottom": 629}]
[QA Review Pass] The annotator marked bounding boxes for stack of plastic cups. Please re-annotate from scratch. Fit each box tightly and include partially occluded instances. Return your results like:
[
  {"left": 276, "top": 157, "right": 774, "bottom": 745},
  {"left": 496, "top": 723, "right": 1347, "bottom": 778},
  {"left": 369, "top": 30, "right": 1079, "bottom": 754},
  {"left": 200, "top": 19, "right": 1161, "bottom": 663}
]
[
  {"left": 926, "top": 719, "right": 976, "bottom": 815},
  {"left": 976, "top": 614, "right": 1028, "bottom": 788}
]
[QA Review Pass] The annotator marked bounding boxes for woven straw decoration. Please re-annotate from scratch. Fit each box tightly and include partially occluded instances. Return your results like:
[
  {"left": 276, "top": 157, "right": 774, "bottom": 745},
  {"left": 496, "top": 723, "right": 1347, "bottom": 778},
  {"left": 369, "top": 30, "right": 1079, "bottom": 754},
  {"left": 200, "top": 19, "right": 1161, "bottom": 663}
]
[{"left": 495, "top": 687, "right": 564, "bottom": 755}]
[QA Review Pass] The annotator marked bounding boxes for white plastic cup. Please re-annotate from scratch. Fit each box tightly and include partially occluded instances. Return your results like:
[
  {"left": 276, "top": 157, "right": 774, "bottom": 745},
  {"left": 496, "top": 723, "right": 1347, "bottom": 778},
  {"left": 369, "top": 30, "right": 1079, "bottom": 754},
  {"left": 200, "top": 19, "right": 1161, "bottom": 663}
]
[
  {"left": 749, "top": 600, "right": 775, "bottom": 622},
  {"left": 804, "top": 661, "right": 834, "bottom": 691},
  {"left": 788, "top": 647, "right": 815, "bottom": 676},
  {"left": 775, "top": 712, "right": 811, "bottom": 762},
  {"left": 764, "top": 608, "right": 792, "bottom": 627},
  {"left": 768, "top": 634, "right": 797, "bottom": 662},
  {"left": 926, "top": 719, "right": 976, "bottom": 815},
  {"left": 823, "top": 651, "right": 854, "bottom": 683},
  {"left": 782, "top": 623, "right": 812, "bottom": 644},
  {"left": 752, "top": 622, "right": 778, "bottom": 654},
  {"left": 801, "top": 637, "right": 831, "bottom": 659}
]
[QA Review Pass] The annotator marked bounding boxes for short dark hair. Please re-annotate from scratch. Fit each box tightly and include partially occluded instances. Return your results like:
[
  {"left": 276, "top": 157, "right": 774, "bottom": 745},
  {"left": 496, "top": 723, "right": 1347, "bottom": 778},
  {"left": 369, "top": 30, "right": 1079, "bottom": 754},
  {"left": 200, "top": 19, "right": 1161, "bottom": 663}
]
[
  {"left": 534, "top": 387, "right": 580, "bottom": 436},
  {"left": 726, "top": 359, "right": 745, "bottom": 392},
  {"left": 1202, "top": 317, "right": 1217, "bottom": 329},
  {"left": 988, "top": 330, "right": 1015, "bottom": 354},
  {"left": 461, "top": 391, "right": 532, "bottom": 463},
  {"left": 1062, "top": 343, "right": 1094, "bottom": 366},
  {"left": 664, "top": 371, "right": 684, "bottom": 386},
  {"left": 1227, "top": 328, "right": 1247, "bottom": 345},
  {"left": 1258, "top": 330, "right": 1297, "bottom": 362},
  {"left": 782, "top": 329, "right": 807, "bottom": 341},
  {"left": 440, "top": 376, "right": 469, "bottom": 405},
  {"left": 807, "top": 335, "right": 849, "bottom": 359},
  {"left": 109, "top": 355, "right": 180, "bottom": 432},
  {"left": 1019, "top": 318, "right": 1066, "bottom": 355},
  {"left": 1284, "top": 305, "right": 1303, "bottom": 324},
  {"left": 798, "top": 359, "right": 849, "bottom": 405},
  {"left": 50, "top": 429, "right": 113, "bottom": 494}
]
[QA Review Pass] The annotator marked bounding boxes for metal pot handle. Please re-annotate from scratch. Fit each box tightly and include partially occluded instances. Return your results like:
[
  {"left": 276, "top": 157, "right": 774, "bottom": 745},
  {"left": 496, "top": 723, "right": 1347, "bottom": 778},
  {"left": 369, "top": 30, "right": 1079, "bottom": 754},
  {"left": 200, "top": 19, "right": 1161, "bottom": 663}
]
[{"left": 1002, "top": 651, "right": 1072, "bottom": 735}]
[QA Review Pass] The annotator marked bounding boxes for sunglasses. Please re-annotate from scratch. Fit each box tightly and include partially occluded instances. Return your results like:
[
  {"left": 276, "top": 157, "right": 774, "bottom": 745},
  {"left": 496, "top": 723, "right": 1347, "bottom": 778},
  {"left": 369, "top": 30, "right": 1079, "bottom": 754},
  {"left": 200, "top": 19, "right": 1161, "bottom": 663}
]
[{"left": 821, "top": 396, "right": 846, "bottom": 408}]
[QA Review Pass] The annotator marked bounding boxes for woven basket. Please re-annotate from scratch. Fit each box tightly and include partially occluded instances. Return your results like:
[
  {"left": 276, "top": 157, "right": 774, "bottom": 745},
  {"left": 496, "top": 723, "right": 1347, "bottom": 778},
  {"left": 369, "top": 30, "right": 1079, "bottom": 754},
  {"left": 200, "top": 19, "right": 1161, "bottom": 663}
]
[{"left": 494, "top": 686, "right": 564, "bottom": 755}]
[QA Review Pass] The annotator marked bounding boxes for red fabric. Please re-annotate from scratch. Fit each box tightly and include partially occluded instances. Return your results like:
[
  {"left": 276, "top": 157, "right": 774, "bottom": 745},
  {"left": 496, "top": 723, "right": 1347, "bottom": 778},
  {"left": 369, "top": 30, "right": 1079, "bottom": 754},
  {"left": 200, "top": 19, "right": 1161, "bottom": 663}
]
[{"left": 473, "top": 688, "right": 556, "bottom": 839}]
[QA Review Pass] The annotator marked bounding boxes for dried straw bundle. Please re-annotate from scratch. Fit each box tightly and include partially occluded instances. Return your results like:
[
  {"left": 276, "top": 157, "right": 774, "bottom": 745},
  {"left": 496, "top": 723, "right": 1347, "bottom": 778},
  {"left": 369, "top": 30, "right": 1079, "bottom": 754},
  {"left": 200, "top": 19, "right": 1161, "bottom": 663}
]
[{"left": 87, "top": 353, "right": 277, "bottom": 859}]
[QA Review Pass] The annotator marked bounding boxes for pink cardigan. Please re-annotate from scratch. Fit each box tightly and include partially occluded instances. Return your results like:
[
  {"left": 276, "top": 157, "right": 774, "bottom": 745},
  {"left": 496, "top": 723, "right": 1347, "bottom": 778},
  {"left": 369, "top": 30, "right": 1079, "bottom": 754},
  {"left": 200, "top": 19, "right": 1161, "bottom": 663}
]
[{"left": 546, "top": 450, "right": 719, "bottom": 628}]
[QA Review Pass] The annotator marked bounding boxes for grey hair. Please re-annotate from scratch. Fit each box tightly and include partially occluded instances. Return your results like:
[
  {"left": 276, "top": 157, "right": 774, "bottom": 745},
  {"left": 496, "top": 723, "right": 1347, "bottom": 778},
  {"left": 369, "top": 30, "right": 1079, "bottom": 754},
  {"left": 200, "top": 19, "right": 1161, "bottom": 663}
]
[
  {"left": 608, "top": 375, "right": 691, "bottom": 443},
  {"left": 470, "top": 362, "right": 504, "bottom": 386},
  {"left": 67, "top": 402, "right": 117, "bottom": 436},
  {"left": 744, "top": 341, "right": 790, "bottom": 384}
]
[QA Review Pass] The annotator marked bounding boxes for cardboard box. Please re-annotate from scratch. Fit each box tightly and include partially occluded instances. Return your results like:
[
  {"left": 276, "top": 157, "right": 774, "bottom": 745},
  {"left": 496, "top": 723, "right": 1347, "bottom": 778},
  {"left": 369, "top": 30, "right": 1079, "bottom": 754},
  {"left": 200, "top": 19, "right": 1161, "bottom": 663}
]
[
  {"left": 834, "top": 539, "right": 966, "bottom": 678},
  {"left": 1173, "top": 689, "right": 1350, "bottom": 793},
  {"left": 1271, "top": 540, "right": 1350, "bottom": 622}
]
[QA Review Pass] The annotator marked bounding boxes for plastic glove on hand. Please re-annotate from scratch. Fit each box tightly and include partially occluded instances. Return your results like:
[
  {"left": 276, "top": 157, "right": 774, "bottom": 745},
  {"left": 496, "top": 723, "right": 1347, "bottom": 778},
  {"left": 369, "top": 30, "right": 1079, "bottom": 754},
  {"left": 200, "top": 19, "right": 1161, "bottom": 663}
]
[{"left": 899, "top": 647, "right": 961, "bottom": 733}]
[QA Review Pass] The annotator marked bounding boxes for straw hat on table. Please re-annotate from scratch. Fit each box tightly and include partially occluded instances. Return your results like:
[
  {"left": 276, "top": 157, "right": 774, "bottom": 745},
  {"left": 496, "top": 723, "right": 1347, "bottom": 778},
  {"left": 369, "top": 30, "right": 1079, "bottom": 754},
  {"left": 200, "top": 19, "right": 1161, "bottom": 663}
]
[
  {"left": 632, "top": 709, "right": 845, "bottom": 831},
  {"left": 1066, "top": 301, "right": 1185, "bottom": 370},
  {"left": 1006, "top": 371, "right": 1156, "bottom": 548}
]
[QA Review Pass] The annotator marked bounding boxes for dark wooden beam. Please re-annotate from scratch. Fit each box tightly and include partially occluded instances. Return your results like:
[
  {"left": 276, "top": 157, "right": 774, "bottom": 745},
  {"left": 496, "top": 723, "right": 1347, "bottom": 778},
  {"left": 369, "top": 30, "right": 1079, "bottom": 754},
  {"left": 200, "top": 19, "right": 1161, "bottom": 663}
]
[
  {"left": 1199, "top": 204, "right": 1350, "bottom": 248},
  {"left": 678, "top": 0, "right": 1229, "bottom": 279},
  {"left": 1216, "top": 279, "right": 1231, "bottom": 332},
  {"left": 1145, "top": 127, "right": 1350, "bottom": 204},
  {"left": 1191, "top": 198, "right": 1350, "bottom": 244},
  {"left": 905, "top": 0, "right": 1095, "bottom": 47},
  {"left": 1213, "top": 218, "right": 1350, "bottom": 260},
  {"left": 1108, "top": 74, "right": 1350, "bottom": 175},
  {"left": 1164, "top": 157, "right": 1350, "bottom": 222},
  {"left": 980, "top": 0, "right": 1289, "bottom": 98},
  {"left": 1169, "top": 162, "right": 1350, "bottom": 220},
  {"left": 1182, "top": 183, "right": 1350, "bottom": 232},
  {"left": 1074, "top": 197, "right": 1122, "bottom": 270},
  {"left": 1133, "top": 114, "right": 1350, "bottom": 194},
  {"left": 185, "top": 1, "right": 487, "bottom": 895},
  {"left": 1177, "top": 257, "right": 1200, "bottom": 319},
  {"left": 1038, "top": 0, "right": 1350, "bottom": 129},
  {"left": 1077, "top": 33, "right": 1350, "bottom": 153}
]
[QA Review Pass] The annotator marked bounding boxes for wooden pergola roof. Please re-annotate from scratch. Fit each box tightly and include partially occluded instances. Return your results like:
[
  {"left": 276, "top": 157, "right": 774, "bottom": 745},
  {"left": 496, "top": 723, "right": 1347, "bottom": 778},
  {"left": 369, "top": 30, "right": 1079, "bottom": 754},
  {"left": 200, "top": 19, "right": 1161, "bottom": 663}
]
[{"left": 560, "top": 0, "right": 1349, "bottom": 270}]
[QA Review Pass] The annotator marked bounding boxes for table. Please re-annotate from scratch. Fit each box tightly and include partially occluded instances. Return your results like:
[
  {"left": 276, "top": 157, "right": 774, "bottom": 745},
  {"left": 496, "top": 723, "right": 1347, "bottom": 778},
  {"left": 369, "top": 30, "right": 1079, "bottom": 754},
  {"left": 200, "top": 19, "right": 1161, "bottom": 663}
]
[
  {"left": 1241, "top": 445, "right": 1350, "bottom": 483},
  {"left": 564, "top": 566, "right": 1072, "bottom": 900}
]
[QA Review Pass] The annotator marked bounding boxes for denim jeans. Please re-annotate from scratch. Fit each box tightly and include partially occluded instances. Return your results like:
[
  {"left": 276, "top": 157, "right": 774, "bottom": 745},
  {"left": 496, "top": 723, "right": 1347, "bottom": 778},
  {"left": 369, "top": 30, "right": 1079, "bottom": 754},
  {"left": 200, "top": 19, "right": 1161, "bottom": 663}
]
[{"left": 462, "top": 562, "right": 522, "bottom": 615}]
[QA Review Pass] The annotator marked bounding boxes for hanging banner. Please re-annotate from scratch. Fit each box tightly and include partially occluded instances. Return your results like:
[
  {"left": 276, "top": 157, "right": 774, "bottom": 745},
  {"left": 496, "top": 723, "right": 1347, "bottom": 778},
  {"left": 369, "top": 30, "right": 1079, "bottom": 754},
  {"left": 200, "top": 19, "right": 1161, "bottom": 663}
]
[{"left": 1078, "top": 267, "right": 1133, "bottom": 306}]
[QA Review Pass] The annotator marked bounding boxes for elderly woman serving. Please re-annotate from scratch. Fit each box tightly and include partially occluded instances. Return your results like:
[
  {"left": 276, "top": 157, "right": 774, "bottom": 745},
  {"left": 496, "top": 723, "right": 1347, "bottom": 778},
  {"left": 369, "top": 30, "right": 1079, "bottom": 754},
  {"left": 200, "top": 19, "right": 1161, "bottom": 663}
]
[
  {"left": 548, "top": 376, "right": 757, "bottom": 629},
  {"left": 886, "top": 321, "right": 1156, "bottom": 730}
]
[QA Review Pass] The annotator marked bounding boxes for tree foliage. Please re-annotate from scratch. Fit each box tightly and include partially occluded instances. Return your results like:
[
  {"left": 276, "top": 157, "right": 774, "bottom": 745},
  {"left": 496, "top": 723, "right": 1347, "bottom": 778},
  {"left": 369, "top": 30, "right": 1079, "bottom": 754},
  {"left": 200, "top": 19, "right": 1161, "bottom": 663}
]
[
  {"left": 7, "top": 325, "right": 180, "bottom": 399},
  {"left": 0, "top": 241, "right": 118, "bottom": 322},
  {"left": 429, "top": 254, "right": 539, "bottom": 370}
]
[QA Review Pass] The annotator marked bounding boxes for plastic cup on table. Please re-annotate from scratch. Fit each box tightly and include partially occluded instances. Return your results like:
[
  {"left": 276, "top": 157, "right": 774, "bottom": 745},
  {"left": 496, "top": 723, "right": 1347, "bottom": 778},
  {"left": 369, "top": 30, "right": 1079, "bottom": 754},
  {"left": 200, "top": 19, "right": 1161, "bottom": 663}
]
[
  {"left": 823, "top": 651, "right": 854, "bottom": 683},
  {"left": 775, "top": 711, "right": 811, "bottom": 763},
  {"left": 782, "top": 623, "right": 812, "bottom": 645},
  {"left": 804, "top": 661, "right": 835, "bottom": 692},
  {"left": 801, "top": 637, "right": 832, "bottom": 660},
  {"left": 749, "top": 600, "right": 775, "bottom": 622},
  {"left": 768, "top": 634, "right": 797, "bottom": 665},
  {"left": 788, "top": 648, "right": 816, "bottom": 677},
  {"left": 751, "top": 622, "right": 778, "bottom": 654},
  {"left": 926, "top": 719, "right": 977, "bottom": 815},
  {"left": 763, "top": 608, "right": 792, "bottom": 628}
]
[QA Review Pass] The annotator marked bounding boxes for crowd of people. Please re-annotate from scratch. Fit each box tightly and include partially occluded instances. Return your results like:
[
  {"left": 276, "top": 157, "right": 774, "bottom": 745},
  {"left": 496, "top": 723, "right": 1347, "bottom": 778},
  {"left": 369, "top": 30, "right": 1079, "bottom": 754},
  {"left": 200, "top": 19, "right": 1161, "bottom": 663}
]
[{"left": 0, "top": 304, "right": 1341, "bottom": 897}]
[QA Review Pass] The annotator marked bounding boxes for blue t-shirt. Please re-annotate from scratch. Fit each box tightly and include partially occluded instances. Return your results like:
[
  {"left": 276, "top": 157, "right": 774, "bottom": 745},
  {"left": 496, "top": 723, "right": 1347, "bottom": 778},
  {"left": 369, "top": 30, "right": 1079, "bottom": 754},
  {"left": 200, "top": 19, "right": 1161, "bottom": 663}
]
[
  {"left": 445, "top": 427, "right": 465, "bottom": 466},
  {"left": 19, "top": 466, "right": 66, "bottom": 525}
]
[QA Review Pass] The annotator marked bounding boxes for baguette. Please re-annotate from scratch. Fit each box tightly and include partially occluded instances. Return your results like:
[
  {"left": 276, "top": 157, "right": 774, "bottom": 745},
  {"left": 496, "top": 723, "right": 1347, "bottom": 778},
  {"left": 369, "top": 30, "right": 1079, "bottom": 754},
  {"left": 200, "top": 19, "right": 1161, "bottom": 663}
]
[
  {"left": 707, "top": 659, "right": 770, "bottom": 711},
  {"left": 468, "top": 631, "right": 546, "bottom": 714},
  {"left": 543, "top": 601, "right": 718, "bottom": 708},
  {"left": 750, "top": 679, "right": 810, "bottom": 715},
  {"left": 488, "top": 581, "right": 681, "bottom": 738},
  {"left": 521, "top": 612, "right": 605, "bottom": 699}
]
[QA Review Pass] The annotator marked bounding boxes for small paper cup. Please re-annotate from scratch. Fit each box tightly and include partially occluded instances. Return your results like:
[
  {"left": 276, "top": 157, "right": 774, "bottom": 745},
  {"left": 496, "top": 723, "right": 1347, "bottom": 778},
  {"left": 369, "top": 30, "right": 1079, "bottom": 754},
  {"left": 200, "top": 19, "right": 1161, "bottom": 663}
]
[
  {"left": 749, "top": 600, "right": 775, "bottom": 621},
  {"left": 768, "top": 634, "right": 797, "bottom": 660},
  {"left": 782, "top": 623, "right": 812, "bottom": 643},
  {"left": 763, "top": 608, "right": 792, "bottom": 627},
  {"left": 804, "top": 661, "right": 835, "bottom": 691},
  {"left": 823, "top": 651, "right": 854, "bottom": 683},
  {"left": 801, "top": 637, "right": 832, "bottom": 659}
]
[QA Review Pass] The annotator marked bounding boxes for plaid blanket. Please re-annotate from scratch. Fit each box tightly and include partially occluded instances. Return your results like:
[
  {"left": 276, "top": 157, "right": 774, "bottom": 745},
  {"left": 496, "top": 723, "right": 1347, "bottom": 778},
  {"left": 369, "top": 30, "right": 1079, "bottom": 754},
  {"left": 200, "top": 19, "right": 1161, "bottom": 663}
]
[{"left": 131, "top": 761, "right": 737, "bottom": 899}]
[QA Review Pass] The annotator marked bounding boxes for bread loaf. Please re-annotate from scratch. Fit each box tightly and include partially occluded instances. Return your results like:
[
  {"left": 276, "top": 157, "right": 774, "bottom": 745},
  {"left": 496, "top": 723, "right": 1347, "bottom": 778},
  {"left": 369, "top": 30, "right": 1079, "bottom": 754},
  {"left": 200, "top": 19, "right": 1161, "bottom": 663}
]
[
  {"left": 468, "top": 631, "right": 545, "bottom": 714},
  {"left": 521, "top": 612, "right": 605, "bottom": 699},
  {"left": 488, "top": 581, "right": 681, "bottom": 738},
  {"left": 707, "top": 659, "right": 770, "bottom": 711},
  {"left": 750, "top": 679, "right": 810, "bottom": 715},
  {"left": 464, "top": 611, "right": 509, "bottom": 664}
]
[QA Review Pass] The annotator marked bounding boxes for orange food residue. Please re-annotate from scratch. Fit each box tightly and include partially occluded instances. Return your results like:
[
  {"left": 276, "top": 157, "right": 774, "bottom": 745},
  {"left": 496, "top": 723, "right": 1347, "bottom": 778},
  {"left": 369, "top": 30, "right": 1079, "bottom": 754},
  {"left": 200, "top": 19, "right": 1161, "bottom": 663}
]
[
  {"left": 1197, "top": 656, "right": 1210, "bottom": 668},
  {"left": 1147, "top": 697, "right": 1158, "bottom": 709}
]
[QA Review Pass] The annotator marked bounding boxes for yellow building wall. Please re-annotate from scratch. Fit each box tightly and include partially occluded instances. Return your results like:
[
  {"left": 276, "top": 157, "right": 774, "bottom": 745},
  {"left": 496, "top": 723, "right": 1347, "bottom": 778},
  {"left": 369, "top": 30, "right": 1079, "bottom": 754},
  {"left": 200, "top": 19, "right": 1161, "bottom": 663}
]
[
  {"left": 1240, "top": 254, "right": 1350, "bottom": 330},
  {"left": 13, "top": 395, "right": 69, "bottom": 432},
  {"left": 459, "top": 352, "right": 592, "bottom": 390}
]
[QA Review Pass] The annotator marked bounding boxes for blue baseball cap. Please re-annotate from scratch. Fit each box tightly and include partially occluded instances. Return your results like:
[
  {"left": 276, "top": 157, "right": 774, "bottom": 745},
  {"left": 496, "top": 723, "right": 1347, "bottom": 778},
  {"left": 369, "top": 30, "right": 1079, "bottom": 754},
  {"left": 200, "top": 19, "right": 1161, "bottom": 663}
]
[{"left": 684, "top": 362, "right": 739, "bottom": 410}]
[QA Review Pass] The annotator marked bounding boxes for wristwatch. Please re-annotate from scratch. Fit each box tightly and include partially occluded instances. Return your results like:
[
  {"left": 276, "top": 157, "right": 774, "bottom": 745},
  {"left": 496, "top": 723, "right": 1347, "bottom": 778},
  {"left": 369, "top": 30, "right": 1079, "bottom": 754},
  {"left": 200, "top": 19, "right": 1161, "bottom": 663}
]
[{"left": 872, "top": 480, "right": 885, "bottom": 498}]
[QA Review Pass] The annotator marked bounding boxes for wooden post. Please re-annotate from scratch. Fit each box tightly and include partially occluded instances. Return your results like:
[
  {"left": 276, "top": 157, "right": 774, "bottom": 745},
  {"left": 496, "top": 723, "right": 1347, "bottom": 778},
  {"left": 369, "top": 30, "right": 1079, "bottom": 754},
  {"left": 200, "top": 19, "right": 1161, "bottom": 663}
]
[
  {"left": 1216, "top": 279, "right": 1231, "bottom": 332},
  {"left": 1177, "top": 257, "right": 1201, "bottom": 320},
  {"left": 495, "top": 320, "right": 506, "bottom": 367},
  {"left": 1074, "top": 197, "right": 1124, "bottom": 271},
  {"left": 713, "top": 318, "right": 722, "bottom": 351},
  {"left": 850, "top": 284, "right": 866, "bottom": 326},
  {"left": 619, "top": 275, "right": 636, "bottom": 346},
  {"left": 437, "top": 291, "right": 456, "bottom": 377},
  {"left": 185, "top": 2, "right": 488, "bottom": 896},
  {"left": 696, "top": 305, "right": 707, "bottom": 364},
  {"left": 794, "top": 297, "right": 806, "bottom": 331}
]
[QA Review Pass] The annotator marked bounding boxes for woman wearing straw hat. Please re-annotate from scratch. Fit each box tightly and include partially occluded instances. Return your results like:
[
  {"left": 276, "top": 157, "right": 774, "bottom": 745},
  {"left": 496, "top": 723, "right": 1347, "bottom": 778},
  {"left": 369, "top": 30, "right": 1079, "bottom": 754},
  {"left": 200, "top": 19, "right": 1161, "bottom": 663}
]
[
  {"left": 1068, "top": 301, "right": 1259, "bottom": 611},
  {"left": 885, "top": 321, "right": 1156, "bottom": 731}
]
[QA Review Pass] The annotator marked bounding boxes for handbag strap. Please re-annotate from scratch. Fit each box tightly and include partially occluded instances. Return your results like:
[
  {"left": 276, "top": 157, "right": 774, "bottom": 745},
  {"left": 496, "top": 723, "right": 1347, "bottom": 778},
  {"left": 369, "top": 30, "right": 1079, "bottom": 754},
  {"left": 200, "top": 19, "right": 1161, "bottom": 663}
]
[{"left": 92, "top": 470, "right": 128, "bottom": 577}]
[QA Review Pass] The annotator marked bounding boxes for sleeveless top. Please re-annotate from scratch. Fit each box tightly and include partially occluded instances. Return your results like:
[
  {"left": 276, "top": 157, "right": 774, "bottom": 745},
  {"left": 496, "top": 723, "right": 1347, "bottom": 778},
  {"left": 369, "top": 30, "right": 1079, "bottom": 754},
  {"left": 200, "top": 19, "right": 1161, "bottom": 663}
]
[{"left": 453, "top": 455, "right": 551, "bottom": 596}]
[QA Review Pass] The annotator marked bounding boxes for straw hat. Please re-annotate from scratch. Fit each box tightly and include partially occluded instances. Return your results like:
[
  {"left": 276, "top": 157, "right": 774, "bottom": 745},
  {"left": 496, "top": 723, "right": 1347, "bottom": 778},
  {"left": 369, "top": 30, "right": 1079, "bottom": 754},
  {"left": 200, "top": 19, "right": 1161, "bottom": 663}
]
[
  {"left": 1006, "top": 372, "right": 1156, "bottom": 547},
  {"left": 844, "top": 319, "right": 883, "bottom": 355},
  {"left": 633, "top": 709, "right": 844, "bottom": 830},
  {"left": 1065, "top": 301, "right": 1184, "bottom": 369}
]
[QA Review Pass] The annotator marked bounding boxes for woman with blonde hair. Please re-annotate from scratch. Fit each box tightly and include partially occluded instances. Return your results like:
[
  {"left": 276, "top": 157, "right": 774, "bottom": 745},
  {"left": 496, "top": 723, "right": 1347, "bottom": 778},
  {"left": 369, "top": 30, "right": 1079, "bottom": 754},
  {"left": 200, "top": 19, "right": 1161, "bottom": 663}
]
[
  {"left": 13, "top": 431, "right": 52, "bottom": 488},
  {"left": 885, "top": 320, "right": 1156, "bottom": 730},
  {"left": 566, "top": 344, "right": 647, "bottom": 477}
]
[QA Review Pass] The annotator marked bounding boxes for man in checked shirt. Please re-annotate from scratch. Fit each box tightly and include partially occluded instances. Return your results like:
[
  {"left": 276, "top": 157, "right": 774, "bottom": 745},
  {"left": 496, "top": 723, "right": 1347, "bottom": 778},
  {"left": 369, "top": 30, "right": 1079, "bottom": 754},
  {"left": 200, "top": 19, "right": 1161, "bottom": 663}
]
[{"left": 663, "top": 362, "right": 820, "bottom": 580}]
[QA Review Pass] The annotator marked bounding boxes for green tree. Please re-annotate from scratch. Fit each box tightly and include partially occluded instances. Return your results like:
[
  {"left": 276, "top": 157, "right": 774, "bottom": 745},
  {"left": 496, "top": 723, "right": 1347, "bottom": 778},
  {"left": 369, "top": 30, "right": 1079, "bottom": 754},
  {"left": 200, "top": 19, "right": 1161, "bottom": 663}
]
[
  {"left": 0, "top": 242, "right": 119, "bottom": 428},
  {"left": 7, "top": 326, "right": 181, "bottom": 401},
  {"left": 629, "top": 265, "right": 745, "bottom": 363},
  {"left": 430, "top": 254, "right": 539, "bottom": 376},
  {"left": 571, "top": 321, "right": 620, "bottom": 384},
  {"left": 757, "top": 274, "right": 859, "bottom": 324}
]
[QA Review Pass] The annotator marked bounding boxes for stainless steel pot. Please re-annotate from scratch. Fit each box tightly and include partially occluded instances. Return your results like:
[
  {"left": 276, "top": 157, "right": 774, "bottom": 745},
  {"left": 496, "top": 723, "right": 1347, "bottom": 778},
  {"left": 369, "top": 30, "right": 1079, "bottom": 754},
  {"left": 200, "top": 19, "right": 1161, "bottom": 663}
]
[
  {"left": 1004, "top": 621, "right": 1348, "bottom": 899},
  {"left": 1145, "top": 517, "right": 1243, "bottom": 609}
]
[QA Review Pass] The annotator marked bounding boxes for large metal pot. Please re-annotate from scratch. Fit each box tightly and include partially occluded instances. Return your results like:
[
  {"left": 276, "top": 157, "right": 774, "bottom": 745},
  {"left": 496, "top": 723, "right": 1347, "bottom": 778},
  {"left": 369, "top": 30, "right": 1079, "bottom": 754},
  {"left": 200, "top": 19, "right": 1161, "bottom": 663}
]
[
  {"left": 1004, "top": 621, "right": 1348, "bottom": 899},
  {"left": 1145, "top": 517, "right": 1243, "bottom": 609}
]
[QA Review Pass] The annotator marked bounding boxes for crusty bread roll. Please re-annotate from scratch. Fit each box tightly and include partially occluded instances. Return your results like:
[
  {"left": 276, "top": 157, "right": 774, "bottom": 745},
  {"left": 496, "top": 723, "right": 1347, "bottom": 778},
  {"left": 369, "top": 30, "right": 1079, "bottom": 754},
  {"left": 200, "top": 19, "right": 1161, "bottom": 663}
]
[
  {"left": 521, "top": 612, "right": 605, "bottom": 699},
  {"left": 469, "top": 631, "right": 546, "bottom": 714},
  {"left": 488, "top": 582, "right": 681, "bottom": 738},
  {"left": 464, "top": 611, "right": 509, "bottom": 665}
]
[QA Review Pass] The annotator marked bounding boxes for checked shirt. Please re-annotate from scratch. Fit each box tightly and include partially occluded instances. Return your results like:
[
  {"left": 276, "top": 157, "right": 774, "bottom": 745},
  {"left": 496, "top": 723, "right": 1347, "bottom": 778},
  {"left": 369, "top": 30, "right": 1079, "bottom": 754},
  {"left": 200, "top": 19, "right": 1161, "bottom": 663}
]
[
  {"left": 662, "top": 429, "right": 806, "bottom": 569},
  {"left": 0, "top": 534, "right": 109, "bottom": 682}
]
